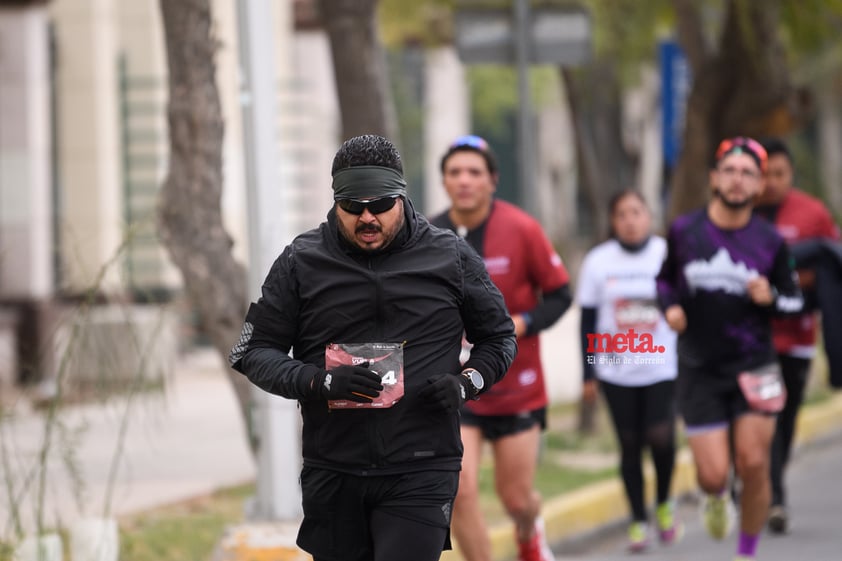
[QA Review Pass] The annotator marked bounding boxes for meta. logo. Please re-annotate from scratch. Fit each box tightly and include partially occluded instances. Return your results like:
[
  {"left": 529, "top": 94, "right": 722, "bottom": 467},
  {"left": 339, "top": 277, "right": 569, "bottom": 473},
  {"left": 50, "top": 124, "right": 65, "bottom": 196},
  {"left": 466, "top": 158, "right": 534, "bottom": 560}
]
[{"left": 586, "top": 329, "right": 666, "bottom": 353}]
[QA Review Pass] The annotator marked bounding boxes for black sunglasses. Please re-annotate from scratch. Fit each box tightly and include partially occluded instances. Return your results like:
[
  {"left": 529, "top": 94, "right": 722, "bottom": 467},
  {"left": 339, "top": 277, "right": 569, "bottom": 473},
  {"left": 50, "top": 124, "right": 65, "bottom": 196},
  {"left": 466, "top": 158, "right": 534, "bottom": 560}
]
[{"left": 337, "top": 196, "right": 400, "bottom": 215}]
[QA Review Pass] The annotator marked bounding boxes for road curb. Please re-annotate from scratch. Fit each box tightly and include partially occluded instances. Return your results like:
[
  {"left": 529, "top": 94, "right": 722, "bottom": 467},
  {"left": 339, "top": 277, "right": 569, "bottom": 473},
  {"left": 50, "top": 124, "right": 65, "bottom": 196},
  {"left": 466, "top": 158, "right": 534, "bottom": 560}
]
[
  {"left": 211, "top": 522, "right": 309, "bottom": 561},
  {"left": 448, "top": 391, "right": 842, "bottom": 561}
]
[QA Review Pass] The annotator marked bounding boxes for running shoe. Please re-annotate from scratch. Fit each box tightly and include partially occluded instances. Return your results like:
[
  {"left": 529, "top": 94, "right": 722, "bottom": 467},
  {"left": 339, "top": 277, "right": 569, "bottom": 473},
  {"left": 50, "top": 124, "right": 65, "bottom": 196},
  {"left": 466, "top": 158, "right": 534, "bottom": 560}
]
[
  {"left": 701, "top": 491, "right": 735, "bottom": 540},
  {"left": 656, "top": 501, "right": 684, "bottom": 545},
  {"left": 626, "top": 521, "right": 649, "bottom": 553},
  {"left": 517, "top": 517, "right": 554, "bottom": 561},
  {"left": 768, "top": 504, "right": 788, "bottom": 534}
]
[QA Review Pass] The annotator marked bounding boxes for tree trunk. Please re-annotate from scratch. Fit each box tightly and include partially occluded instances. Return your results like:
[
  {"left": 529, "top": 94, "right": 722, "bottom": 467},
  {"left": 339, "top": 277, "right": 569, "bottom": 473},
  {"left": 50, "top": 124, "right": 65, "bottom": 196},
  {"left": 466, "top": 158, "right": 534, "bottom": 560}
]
[
  {"left": 561, "top": 62, "right": 637, "bottom": 243},
  {"left": 158, "top": 0, "right": 254, "bottom": 452},
  {"left": 317, "top": 0, "right": 399, "bottom": 141},
  {"left": 667, "top": 0, "right": 807, "bottom": 221}
]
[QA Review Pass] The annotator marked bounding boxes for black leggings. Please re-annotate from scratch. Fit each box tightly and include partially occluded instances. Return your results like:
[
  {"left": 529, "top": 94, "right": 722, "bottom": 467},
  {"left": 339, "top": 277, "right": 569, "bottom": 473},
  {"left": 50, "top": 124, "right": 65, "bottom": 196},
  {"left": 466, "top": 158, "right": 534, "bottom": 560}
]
[
  {"left": 770, "top": 354, "right": 811, "bottom": 507},
  {"left": 601, "top": 380, "right": 677, "bottom": 522}
]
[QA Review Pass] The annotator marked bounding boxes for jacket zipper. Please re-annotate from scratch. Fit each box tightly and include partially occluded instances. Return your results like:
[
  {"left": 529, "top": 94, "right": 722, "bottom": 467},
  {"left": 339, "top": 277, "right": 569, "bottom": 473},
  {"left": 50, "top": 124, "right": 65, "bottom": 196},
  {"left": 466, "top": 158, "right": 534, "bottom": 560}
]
[{"left": 368, "top": 255, "right": 385, "bottom": 467}]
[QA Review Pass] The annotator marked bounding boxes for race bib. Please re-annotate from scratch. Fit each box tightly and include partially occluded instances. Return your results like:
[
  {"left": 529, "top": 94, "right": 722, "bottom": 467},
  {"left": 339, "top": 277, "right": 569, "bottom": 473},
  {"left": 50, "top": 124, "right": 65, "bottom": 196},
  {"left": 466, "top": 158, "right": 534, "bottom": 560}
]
[
  {"left": 325, "top": 342, "right": 404, "bottom": 409},
  {"left": 614, "top": 298, "right": 659, "bottom": 332},
  {"left": 738, "top": 363, "right": 786, "bottom": 414}
]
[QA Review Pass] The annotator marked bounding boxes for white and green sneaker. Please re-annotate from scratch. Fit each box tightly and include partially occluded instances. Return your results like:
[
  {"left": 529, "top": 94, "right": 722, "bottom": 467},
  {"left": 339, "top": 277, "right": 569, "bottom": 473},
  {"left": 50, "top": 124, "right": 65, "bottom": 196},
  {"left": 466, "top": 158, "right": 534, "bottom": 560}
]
[
  {"left": 626, "top": 521, "right": 649, "bottom": 553},
  {"left": 701, "top": 492, "right": 735, "bottom": 540},
  {"left": 656, "top": 500, "right": 684, "bottom": 544}
]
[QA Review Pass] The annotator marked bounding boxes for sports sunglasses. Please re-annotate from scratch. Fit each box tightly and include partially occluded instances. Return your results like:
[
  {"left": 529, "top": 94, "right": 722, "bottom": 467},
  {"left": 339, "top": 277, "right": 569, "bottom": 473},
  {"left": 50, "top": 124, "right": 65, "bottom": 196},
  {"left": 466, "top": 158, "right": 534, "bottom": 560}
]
[{"left": 337, "top": 195, "right": 400, "bottom": 215}]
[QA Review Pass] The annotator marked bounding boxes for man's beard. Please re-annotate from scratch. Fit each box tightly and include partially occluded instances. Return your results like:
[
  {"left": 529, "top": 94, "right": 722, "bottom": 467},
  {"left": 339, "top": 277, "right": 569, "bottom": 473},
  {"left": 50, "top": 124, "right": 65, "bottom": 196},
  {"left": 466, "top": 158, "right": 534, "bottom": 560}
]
[
  {"left": 713, "top": 187, "right": 753, "bottom": 210},
  {"left": 338, "top": 212, "right": 405, "bottom": 252}
]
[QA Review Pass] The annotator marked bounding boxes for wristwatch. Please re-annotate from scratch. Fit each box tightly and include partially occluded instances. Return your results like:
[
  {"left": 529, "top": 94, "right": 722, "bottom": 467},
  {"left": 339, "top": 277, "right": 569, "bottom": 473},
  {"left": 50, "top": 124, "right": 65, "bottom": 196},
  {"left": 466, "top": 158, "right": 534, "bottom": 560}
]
[{"left": 461, "top": 368, "right": 485, "bottom": 399}]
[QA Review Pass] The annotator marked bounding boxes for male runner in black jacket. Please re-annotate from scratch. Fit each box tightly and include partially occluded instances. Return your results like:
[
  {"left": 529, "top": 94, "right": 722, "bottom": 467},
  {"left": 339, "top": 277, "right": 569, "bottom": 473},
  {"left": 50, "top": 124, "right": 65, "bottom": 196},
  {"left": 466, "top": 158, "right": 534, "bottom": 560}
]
[{"left": 230, "top": 134, "right": 517, "bottom": 561}]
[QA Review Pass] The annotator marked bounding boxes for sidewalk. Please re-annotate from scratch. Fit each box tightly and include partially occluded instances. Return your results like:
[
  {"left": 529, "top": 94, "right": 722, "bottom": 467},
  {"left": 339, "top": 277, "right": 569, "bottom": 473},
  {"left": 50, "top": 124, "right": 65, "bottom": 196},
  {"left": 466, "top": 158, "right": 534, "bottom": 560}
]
[{"left": 0, "top": 349, "right": 256, "bottom": 539}]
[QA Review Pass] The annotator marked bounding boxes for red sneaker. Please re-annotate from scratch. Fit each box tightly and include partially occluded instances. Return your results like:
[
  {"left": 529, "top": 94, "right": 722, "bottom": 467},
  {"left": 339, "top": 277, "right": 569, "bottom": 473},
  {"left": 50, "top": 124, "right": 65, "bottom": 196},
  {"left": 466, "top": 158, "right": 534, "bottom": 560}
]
[{"left": 517, "top": 517, "right": 554, "bottom": 561}]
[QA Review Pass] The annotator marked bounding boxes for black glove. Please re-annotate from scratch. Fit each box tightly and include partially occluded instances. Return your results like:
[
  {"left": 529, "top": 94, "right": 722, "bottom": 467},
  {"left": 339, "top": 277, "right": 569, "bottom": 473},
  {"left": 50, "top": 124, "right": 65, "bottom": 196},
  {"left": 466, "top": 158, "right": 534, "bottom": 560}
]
[
  {"left": 313, "top": 363, "right": 383, "bottom": 402},
  {"left": 419, "top": 373, "right": 471, "bottom": 412}
]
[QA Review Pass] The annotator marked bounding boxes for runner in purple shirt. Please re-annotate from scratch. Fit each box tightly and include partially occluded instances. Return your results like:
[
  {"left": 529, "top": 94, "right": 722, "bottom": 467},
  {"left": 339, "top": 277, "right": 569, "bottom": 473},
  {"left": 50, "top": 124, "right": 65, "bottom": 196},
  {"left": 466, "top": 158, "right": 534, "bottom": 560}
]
[{"left": 656, "top": 137, "right": 803, "bottom": 561}]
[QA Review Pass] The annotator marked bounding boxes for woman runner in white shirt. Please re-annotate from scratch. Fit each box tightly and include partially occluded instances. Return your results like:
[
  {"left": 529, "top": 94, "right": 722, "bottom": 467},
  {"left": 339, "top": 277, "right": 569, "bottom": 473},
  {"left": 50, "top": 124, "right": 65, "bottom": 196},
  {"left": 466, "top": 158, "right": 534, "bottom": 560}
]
[{"left": 576, "top": 190, "right": 682, "bottom": 552}]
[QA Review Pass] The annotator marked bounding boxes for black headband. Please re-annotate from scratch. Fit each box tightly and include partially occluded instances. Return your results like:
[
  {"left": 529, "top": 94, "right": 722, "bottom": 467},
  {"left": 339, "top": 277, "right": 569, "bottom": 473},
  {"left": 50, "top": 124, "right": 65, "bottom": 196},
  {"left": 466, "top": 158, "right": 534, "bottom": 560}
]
[{"left": 331, "top": 166, "right": 407, "bottom": 200}]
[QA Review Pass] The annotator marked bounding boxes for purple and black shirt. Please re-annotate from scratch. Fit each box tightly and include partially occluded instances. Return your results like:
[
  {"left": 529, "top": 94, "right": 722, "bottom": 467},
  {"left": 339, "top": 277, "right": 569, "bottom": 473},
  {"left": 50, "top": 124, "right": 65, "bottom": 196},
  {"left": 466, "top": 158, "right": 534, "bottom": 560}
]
[{"left": 656, "top": 209, "right": 803, "bottom": 375}]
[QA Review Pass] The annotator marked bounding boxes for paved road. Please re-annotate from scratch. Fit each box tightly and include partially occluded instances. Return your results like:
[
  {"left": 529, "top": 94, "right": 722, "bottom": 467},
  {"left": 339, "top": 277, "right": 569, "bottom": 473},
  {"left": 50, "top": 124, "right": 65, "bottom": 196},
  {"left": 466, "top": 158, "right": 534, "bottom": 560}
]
[{"left": 555, "top": 432, "right": 842, "bottom": 560}]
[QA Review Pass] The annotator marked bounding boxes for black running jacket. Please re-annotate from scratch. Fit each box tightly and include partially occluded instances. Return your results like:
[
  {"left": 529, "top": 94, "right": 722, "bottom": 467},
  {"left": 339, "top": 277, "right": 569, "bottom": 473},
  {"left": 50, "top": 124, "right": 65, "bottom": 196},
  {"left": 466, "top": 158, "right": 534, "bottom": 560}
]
[{"left": 230, "top": 200, "right": 516, "bottom": 475}]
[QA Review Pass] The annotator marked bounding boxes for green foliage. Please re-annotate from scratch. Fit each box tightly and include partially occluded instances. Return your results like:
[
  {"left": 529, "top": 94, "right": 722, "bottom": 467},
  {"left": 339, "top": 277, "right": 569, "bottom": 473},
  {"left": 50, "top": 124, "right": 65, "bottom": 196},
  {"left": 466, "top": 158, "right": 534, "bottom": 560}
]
[
  {"left": 781, "top": 0, "right": 842, "bottom": 56},
  {"left": 378, "top": 0, "right": 669, "bottom": 139},
  {"left": 585, "top": 0, "right": 672, "bottom": 62},
  {"left": 476, "top": 462, "right": 616, "bottom": 524},
  {"left": 379, "top": 0, "right": 842, "bottom": 86},
  {"left": 787, "top": 133, "right": 824, "bottom": 198},
  {"left": 118, "top": 484, "right": 253, "bottom": 561},
  {"left": 379, "top": 0, "right": 455, "bottom": 47},
  {"left": 468, "top": 65, "right": 560, "bottom": 136},
  {"left": 544, "top": 423, "right": 616, "bottom": 454}
]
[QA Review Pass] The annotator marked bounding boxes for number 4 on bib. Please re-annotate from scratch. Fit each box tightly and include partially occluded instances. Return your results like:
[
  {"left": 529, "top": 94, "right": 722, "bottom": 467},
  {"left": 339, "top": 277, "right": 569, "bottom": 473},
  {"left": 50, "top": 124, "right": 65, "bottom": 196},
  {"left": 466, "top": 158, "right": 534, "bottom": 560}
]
[
  {"left": 325, "top": 342, "right": 405, "bottom": 409},
  {"left": 381, "top": 370, "right": 398, "bottom": 386}
]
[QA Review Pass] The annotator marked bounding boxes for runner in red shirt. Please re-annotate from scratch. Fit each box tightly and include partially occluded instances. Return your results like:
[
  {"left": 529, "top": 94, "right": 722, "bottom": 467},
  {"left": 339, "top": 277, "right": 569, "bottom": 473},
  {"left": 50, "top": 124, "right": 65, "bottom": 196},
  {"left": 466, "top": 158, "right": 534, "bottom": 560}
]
[
  {"left": 431, "top": 135, "right": 571, "bottom": 561},
  {"left": 754, "top": 137, "right": 841, "bottom": 534}
]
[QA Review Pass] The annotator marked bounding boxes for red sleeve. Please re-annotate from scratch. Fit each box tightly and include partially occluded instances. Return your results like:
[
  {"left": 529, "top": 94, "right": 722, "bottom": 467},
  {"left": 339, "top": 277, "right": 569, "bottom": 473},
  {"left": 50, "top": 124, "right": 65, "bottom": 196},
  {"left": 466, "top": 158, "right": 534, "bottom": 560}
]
[
  {"left": 819, "top": 206, "right": 840, "bottom": 240},
  {"left": 524, "top": 218, "right": 569, "bottom": 292}
]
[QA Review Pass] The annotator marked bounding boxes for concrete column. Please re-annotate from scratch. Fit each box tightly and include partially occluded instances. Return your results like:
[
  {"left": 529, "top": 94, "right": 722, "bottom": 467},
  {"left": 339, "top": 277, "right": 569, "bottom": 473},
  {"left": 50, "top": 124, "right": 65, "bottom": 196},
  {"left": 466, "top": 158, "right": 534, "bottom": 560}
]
[
  {"left": 0, "top": 4, "right": 53, "bottom": 299},
  {"left": 268, "top": 0, "right": 300, "bottom": 246},
  {"left": 423, "top": 47, "right": 470, "bottom": 217},
  {"left": 290, "top": 30, "right": 340, "bottom": 231},
  {"left": 212, "top": 0, "right": 249, "bottom": 266},
  {"left": 50, "top": 0, "right": 123, "bottom": 294},
  {"left": 535, "top": 73, "right": 576, "bottom": 243}
]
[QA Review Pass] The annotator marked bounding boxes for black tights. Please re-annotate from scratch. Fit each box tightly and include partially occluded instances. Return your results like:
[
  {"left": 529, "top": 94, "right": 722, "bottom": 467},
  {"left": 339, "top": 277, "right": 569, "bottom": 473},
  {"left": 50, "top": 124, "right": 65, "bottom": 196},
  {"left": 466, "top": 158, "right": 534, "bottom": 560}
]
[
  {"left": 601, "top": 380, "right": 677, "bottom": 522},
  {"left": 770, "top": 354, "right": 811, "bottom": 507}
]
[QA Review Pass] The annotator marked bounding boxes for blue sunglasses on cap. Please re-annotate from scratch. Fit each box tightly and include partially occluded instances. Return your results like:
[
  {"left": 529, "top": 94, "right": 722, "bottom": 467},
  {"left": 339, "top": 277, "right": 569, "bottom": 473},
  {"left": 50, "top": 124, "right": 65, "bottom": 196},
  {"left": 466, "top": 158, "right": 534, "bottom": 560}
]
[{"left": 450, "top": 135, "right": 489, "bottom": 151}]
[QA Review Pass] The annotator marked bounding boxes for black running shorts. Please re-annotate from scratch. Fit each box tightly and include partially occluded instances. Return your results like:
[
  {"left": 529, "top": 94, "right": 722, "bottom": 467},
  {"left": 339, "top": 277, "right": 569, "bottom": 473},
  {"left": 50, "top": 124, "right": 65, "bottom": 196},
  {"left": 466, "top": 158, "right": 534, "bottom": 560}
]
[
  {"left": 459, "top": 407, "right": 547, "bottom": 441},
  {"left": 297, "top": 467, "right": 459, "bottom": 561},
  {"left": 677, "top": 364, "right": 776, "bottom": 432}
]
